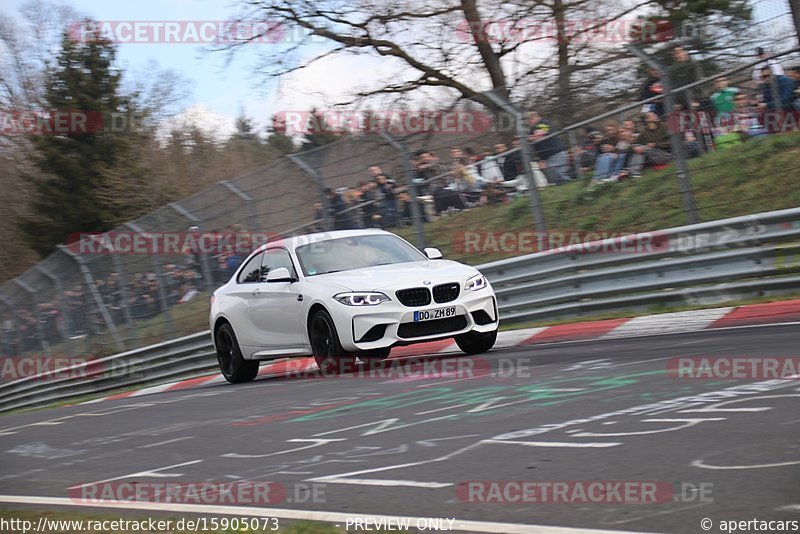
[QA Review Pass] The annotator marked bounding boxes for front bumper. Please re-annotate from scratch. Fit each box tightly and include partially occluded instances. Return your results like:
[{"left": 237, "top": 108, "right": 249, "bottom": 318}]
[{"left": 330, "top": 288, "right": 498, "bottom": 353}]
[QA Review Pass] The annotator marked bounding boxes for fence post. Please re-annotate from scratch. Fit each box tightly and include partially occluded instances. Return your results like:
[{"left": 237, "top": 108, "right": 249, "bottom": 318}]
[
  {"left": 287, "top": 154, "right": 331, "bottom": 231},
  {"left": 567, "top": 130, "right": 583, "bottom": 180},
  {"left": 57, "top": 244, "right": 125, "bottom": 352},
  {"left": 221, "top": 180, "right": 259, "bottom": 232},
  {"left": 376, "top": 130, "right": 427, "bottom": 249},
  {"left": 34, "top": 265, "right": 70, "bottom": 343},
  {"left": 483, "top": 93, "right": 547, "bottom": 233},
  {"left": 126, "top": 222, "right": 176, "bottom": 339},
  {"left": 169, "top": 202, "right": 215, "bottom": 293},
  {"left": 626, "top": 45, "right": 699, "bottom": 225},
  {"left": 0, "top": 295, "right": 23, "bottom": 357},
  {"left": 12, "top": 279, "right": 50, "bottom": 357}
]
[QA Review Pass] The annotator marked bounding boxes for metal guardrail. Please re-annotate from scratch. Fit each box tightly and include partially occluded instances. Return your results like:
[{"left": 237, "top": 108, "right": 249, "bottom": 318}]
[
  {"left": 482, "top": 207, "right": 800, "bottom": 323},
  {"left": 0, "top": 331, "right": 215, "bottom": 414},
  {"left": 1, "top": 206, "right": 799, "bottom": 413}
]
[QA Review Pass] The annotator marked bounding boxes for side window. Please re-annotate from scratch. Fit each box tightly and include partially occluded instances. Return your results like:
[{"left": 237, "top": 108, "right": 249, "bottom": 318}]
[
  {"left": 263, "top": 248, "right": 297, "bottom": 279},
  {"left": 237, "top": 252, "right": 266, "bottom": 283}
]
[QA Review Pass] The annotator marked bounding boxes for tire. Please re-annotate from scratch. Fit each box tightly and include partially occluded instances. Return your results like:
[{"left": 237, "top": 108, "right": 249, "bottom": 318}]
[
  {"left": 215, "top": 322, "right": 259, "bottom": 383},
  {"left": 455, "top": 328, "right": 498, "bottom": 355},
  {"left": 309, "top": 309, "right": 357, "bottom": 375},
  {"left": 357, "top": 348, "right": 391, "bottom": 364}
]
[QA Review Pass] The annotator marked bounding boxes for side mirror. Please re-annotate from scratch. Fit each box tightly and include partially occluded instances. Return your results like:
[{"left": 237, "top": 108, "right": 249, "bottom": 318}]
[
  {"left": 424, "top": 247, "right": 443, "bottom": 259},
  {"left": 266, "top": 267, "right": 295, "bottom": 283}
]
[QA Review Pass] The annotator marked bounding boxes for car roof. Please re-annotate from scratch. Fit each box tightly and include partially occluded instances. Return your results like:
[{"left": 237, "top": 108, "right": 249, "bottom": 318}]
[{"left": 255, "top": 228, "right": 395, "bottom": 253}]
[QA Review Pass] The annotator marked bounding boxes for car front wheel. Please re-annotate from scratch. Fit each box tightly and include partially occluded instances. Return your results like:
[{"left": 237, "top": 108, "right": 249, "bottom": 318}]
[
  {"left": 309, "top": 309, "right": 357, "bottom": 375},
  {"left": 455, "top": 328, "right": 497, "bottom": 355},
  {"left": 216, "top": 323, "right": 259, "bottom": 383}
]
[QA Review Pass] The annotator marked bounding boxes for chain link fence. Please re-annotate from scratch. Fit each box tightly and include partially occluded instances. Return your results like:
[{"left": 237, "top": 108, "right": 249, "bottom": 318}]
[{"left": 1, "top": 16, "right": 799, "bottom": 377}]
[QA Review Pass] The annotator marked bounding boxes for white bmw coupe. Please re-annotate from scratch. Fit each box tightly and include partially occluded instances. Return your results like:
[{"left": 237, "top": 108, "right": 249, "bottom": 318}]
[{"left": 209, "top": 229, "right": 498, "bottom": 382}]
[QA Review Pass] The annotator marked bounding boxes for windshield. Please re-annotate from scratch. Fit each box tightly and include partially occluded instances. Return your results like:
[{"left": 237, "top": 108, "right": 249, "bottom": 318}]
[{"left": 295, "top": 234, "right": 427, "bottom": 276}]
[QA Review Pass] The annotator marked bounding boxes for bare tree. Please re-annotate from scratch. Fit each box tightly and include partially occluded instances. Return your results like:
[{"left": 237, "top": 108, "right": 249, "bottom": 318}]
[{"left": 221, "top": 0, "right": 656, "bottom": 118}]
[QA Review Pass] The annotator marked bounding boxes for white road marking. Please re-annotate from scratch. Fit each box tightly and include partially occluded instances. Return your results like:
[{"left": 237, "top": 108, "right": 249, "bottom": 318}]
[
  {"left": 0, "top": 495, "right": 651, "bottom": 534},
  {"left": 317, "top": 478, "right": 451, "bottom": 489},
  {"left": 414, "top": 434, "right": 481, "bottom": 447},
  {"left": 691, "top": 459, "right": 800, "bottom": 470},
  {"left": 483, "top": 440, "right": 622, "bottom": 448},
  {"left": 677, "top": 394, "right": 800, "bottom": 414},
  {"left": 137, "top": 436, "right": 194, "bottom": 449},
  {"left": 222, "top": 438, "right": 347, "bottom": 458},
  {"left": 306, "top": 442, "right": 484, "bottom": 488},
  {"left": 414, "top": 404, "right": 469, "bottom": 415},
  {"left": 67, "top": 459, "right": 203, "bottom": 490},
  {"left": 571, "top": 418, "right": 726, "bottom": 438}
]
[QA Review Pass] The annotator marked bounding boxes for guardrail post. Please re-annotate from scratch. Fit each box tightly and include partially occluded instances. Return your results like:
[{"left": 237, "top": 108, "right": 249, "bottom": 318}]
[
  {"left": 286, "top": 154, "right": 331, "bottom": 231},
  {"left": 57, "top": 244, "right": 125, "bottom": 352},
  {"left": 126, "top": 222, "right": 176, "bottom": 339},
  {"left": 169, "top": 202, "right": 215, "bottom": 293},
  {"left": 376, "top": 129, "right": 427, "bottom": 249}
]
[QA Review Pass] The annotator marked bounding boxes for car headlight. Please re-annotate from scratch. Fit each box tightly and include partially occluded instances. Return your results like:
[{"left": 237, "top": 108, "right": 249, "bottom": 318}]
[
  {"left": 334, "top": 292, "right": 390, "bottom": 306},
  {"left": 465, "top": 273, "right": 488, "bottom": 291}
]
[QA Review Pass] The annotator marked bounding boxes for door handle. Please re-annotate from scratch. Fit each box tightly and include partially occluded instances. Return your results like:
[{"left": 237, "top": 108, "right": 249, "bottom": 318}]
[{"left": 251, "top": 287, "right": 260, "bottom": 296}]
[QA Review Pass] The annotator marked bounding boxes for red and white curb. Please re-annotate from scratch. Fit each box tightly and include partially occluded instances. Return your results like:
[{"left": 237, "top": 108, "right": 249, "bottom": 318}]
[{"left": 81, "top": 299, "right": 800, "bottom": 405}]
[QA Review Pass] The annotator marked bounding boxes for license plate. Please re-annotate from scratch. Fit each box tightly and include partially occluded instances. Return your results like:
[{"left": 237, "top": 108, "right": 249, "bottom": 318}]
[{"left": 413, "top": 307, "right": 457, "bottom": 322}]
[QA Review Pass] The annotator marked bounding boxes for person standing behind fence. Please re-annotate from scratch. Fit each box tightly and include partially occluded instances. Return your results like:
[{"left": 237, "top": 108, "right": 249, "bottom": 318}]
[
  {"left": 369, "top": 165, "right": 397, "bottom": 226},
  {"left": 710, "top": 77, "right": 741, "bottom": 149},
  {"left": 710, "top": 77, "right": 740, "bottom": 116},
  {"left": 640, "top": 67, "right": 665, "bottom": 117},
  {"left": 759, "top": 67, "right": 795, "bottom": 112},
  {"left": 527, "top": 111, "right": 571, "bottom": 184},
  {"left": 324, "top": 187, "right": 356, "bottom": 230},
  {"left": 670, "top": 45, "right": 701, "bottom": 110}
]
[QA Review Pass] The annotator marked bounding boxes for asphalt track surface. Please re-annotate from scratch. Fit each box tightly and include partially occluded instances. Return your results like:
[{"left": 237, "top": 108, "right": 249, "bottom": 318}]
[{"left": 0, "top": 324, "right": 798, "bottom": 534}]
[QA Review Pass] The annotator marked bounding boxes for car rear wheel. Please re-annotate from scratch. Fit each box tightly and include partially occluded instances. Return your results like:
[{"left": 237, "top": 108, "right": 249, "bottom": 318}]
[
  {"left": 455, "top": 328, "right": 497, "bottom": 355},
  {"left": 216, "top": 323, "right": 259, "bottom": 383},
  {"left": 310, "top": 309, "right": 357, "bottom": 375}
]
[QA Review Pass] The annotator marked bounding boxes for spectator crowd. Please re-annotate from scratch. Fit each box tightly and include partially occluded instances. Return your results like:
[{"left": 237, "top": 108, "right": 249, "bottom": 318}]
[{"left": 316, "top": 44, "right": 800, "bottom": 224}]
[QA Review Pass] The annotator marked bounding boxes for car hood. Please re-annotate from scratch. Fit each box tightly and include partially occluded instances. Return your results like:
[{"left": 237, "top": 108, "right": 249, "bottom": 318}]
[{"left": 303, "top": 260, "right": 480, "bottom": 292}]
